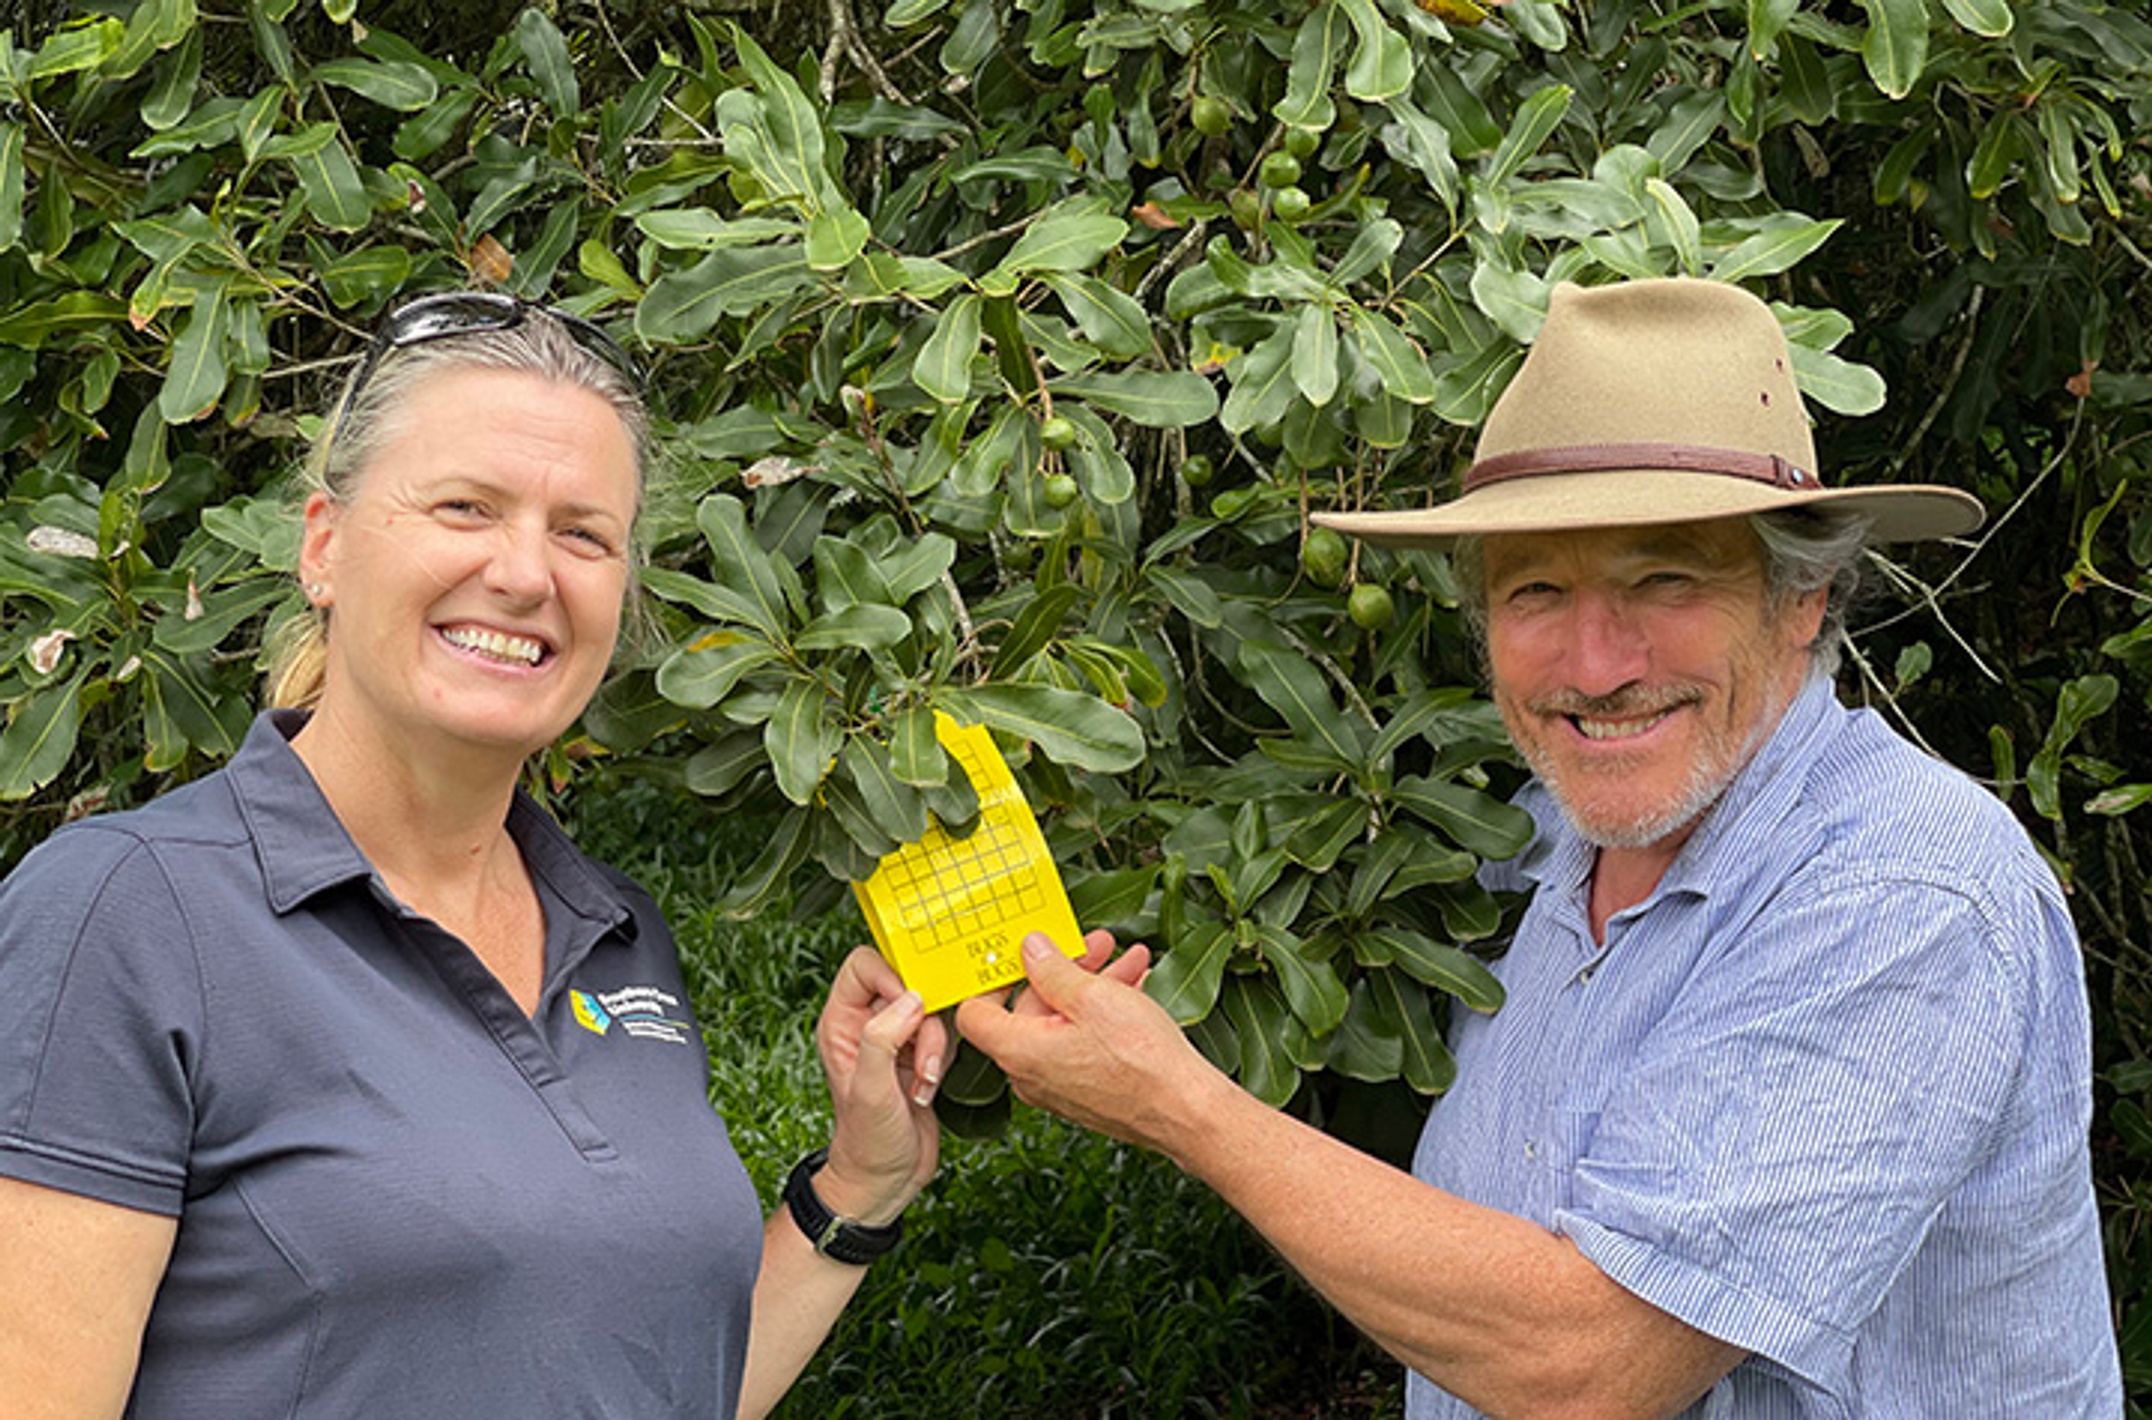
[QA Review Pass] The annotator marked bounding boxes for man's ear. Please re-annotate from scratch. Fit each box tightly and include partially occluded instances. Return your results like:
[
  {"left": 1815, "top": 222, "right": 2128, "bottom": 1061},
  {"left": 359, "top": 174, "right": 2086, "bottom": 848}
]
[{"left": 1785, "top": 584, "right": 1830, "bottom": 651}]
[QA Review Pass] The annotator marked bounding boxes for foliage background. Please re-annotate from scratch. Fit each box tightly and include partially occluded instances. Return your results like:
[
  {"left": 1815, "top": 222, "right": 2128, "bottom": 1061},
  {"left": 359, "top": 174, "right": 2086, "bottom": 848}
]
[{"left": 2, "top": 0, "right": 2147, "bottom": 1411}]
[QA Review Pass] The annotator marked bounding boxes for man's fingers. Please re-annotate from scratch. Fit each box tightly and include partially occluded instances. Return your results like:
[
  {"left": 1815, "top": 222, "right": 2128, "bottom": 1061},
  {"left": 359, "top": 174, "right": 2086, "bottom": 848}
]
[{"left": 1100, "top": 942, "right": 1151, "bottom": 986}]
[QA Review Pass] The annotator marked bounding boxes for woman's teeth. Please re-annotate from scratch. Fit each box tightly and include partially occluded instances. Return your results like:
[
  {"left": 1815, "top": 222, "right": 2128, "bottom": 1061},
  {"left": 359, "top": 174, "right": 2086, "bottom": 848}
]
[{"left": 442, "top": 626, "right": 543, "bottom": 665}]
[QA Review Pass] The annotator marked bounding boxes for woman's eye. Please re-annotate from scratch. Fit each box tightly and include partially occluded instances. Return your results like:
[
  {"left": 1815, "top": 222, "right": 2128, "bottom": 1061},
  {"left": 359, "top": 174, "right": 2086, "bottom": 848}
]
[{"left": 561, "top": 525, "right": 617, "bottom": 556}]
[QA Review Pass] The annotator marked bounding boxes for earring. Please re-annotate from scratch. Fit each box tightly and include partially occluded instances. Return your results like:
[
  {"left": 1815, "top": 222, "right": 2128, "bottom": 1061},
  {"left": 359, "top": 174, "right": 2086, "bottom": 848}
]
[{"left": 306, "top": 582, "right": 324, "bottom": 600}]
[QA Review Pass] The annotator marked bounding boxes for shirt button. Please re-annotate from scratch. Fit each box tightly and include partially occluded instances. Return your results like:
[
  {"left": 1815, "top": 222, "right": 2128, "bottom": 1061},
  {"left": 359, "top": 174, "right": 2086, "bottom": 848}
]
[
  {"left": 1523, "top": 1138, "right": 1539, "bottom": 1160},
  {"left": 1579, "top": 964, "right": 1597, "bottom": 984}
]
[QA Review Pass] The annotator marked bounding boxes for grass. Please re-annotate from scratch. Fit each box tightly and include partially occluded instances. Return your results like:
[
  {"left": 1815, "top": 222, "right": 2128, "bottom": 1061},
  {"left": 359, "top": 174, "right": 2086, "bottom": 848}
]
[{"left": 564, "top": 775, "right": 1405, "bottom": 1418}]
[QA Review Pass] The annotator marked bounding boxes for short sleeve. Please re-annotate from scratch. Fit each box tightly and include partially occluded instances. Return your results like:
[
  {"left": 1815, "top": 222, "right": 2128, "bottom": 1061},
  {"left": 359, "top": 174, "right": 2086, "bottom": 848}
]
[
  {"left": 1552, "top": 870, "right": 2028, "bottom": 1395},
  {"left": 0, "top": 827, "right": 203, "bottom": 1215}
]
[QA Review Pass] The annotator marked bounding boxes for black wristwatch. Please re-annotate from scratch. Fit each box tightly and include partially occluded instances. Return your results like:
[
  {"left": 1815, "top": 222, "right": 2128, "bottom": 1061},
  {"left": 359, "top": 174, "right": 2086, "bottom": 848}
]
[{"left": 783, "top": 1148, "right": 904, "bottom": 1265}]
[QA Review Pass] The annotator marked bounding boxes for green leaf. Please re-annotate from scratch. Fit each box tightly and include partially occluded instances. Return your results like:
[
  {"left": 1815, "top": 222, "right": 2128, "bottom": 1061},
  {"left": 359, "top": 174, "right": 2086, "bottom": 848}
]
[
  {"left": 1327, "top": 979, "right": 1404, "bottom": 1082},
  {"left": 915, "top": 294, "right": 984, "bottom": 404},
  {"left": 695, "top": 495, "right": 793, "bottom": 641},
  {"left": 1485, "top": 84, "right": 1571, "bottom": 187},
  {"left": 1146, "top": 920, "right": 1232, "bottom": 1023},
  {"left": 1221, "top": 323, "right": 1299, "bottom": 433},
  {"left": 996, "top": 202, "right": 1129, "bottom": 277},
  {"left": 1645, "top": 178, "right": 1702, "bottom": 275},
  {"left": 151, "top": 577, "right": 289, "bottom": 655},
  {"left": 634, "top": 210, "right": 801, "bottom": 250},
  {"left": 101, "top": 0, "right": 195, "bottom": 81},
  {"left": 282, "top": 128, "right": 371, "bottom": 231},
  {"left": 1252, "top": 922, "right": 1349, "bottom": 1035},
  {"left": 310, "top": 57, "right": 438, "bottom": 111},
  {"left": 1145, "top": 564, "right": 1225, "bottom": 628},
  {"left": 888, "top": 706, "right": 947, "bottom": 787},
  {"left": 727, "top": 25, "right": 831, "bottom": 215},
  {"left": 1039, "top": 273, "right": 1150, "bottom": 360},
  {"left": 158, "top": 283, "right": 229, "bottom": 424},
  {"left": 1332, "top": 218, "right": 1404, "bottom": 287},
  {"left": 1337, "top": 0, "right": 1412, "bottom": 102},
  {"left": 1938, "top": 0, "right": 2011, "bottom": 38},
  {"left": 0, "top": 669, "right": 86, "bottom": 801},
  {"left": 1468, "top": 262, "right": 1548, "bottom": 345},
  {"left": 0, "top": 292, "right": 128, "bottom": 349},
  {"left": 1362, "top": 926, "right": 1505, "bottom": 1013},
  {"left": 1786, "top": 342, "right": 1887, "bottom": 416},
  {"left": 1292, "top": 304, "right": 1340, "bottom": 407},
  {"left": 1389, "top": 775, "right": 1535, "bottom": 858},
  {"left": 636, "top": 245, "right": 812, "bottom": 342},
  {"left": 656, "top": 637, "right": 778, "bottom": 709},
  {"left": 1369, "top": 971, "right": 1457, "bottom": 1094},
  {"left": 1237, "top": 640, "right": 1364, "bottom": 768},
  {"left": 514, "top": 6, "right": 579, "bottom": 117},
  {"left": 942, "top": 684, "right": 1145, "bottom": 772},
  {"left": 684, "top": 731, "right": 766, "bottom": 798},
  {"left": 142, "top": 26, "right": 203, "bottom": 131},
  {"left": 1050, "top": 369, "right": 1220, "bottom": 427},
  {"left": 1710, "top": 218, "right": 1842, "bottom": 282},
  {"left": 2031, "top": 675, "right": 2118, "bottom": 821},
  {"left": 1067, "top": 864, "right": 1157, "bottom": 933},
  {"left": 1274, "top": 4, "right": 1342, "bottom": 133},
  {"left": 1347, "top": 307, "right": 1439, "bottom": 404},
  {"left": 992, "top": 583, "right": 1083, "bottom": 677},
  {"left": 766, "top": 677, "right": 837, "bottom": 805},
  {"left": 1222, "top": 976, "right": 1305, "bottom": 1106},
  {"left": 718, "top": 808, "right": 811, "bottom": 917},
  {"left": 842, "top": 737, "right": 930, "bottom": 845},
  {"left": 796, "top": 604, "right": 913, "bottom": 651},
  {"left": 320, "top": 246, "right": 414, "bottom": 308},
  {"left": 0, "top": 123, "right": 23, "bottom": 252},
  {"left": 806, "top": 206, "right": 872, "bottom": 272},
  {"left": 29, "top": 18, "right": 124, "bottom": 80},
  {"left": 139, "top": 648, "right": 241, "bottom": 758},
  {"left": 1748, "top": 0, "right": 1799, "bottom": 57},
  {"left": 1859, "top": 0, "right": 1929, "bottom": 100}
]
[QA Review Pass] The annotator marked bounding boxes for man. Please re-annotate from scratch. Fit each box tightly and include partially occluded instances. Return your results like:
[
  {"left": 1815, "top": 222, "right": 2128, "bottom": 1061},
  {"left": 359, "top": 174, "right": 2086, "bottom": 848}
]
[{"left": 957, "top": 279, "right": 2121, "bottom": 1415}]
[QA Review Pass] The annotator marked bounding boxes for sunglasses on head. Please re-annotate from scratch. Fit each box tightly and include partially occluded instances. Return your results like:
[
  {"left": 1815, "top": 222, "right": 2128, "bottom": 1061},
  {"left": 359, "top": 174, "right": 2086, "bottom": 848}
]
[{"left": 338, "top": 292, "right": 646, "bottom": 420}]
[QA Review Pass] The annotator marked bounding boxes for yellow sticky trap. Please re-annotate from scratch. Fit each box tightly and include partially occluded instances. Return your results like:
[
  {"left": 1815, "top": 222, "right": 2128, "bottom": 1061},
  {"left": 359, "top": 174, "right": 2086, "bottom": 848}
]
[{"left": 853, "top": 716, "right": 1084, "bottom": 1013}]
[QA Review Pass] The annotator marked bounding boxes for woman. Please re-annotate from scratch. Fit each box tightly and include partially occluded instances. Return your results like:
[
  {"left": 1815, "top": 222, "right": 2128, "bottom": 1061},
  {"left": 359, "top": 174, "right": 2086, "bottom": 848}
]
[{"left": 0, "top": 294, "right": 944, "bottom": 1418}]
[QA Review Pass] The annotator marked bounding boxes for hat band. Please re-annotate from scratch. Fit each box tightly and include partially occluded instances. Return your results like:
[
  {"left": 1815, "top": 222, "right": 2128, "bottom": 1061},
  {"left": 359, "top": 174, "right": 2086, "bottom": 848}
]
[{"left": 1464, "top": 442, "right": 1818, "bottom": 495}]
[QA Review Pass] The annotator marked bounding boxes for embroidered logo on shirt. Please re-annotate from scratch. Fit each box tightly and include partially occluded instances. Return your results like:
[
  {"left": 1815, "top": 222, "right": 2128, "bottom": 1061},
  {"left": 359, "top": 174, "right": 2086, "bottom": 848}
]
[
  {"left": 572, "top": 986, "right": 691, "bottom": 1045},
  {"left": 571, "top": 990, "right": 612, "bottom": 1035}
]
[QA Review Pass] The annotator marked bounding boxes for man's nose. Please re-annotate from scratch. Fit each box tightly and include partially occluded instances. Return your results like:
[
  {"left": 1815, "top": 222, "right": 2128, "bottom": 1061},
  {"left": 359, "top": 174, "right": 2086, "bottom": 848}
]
[{"left": 1564, "top": 590, "right": 1650, "bottom": 694}]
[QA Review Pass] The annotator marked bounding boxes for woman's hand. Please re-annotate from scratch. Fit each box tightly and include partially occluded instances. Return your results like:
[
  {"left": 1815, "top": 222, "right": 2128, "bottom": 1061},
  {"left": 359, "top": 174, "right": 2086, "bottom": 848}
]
[{"left": 811, "top": 947, "right": 945, "bottom": 1226}]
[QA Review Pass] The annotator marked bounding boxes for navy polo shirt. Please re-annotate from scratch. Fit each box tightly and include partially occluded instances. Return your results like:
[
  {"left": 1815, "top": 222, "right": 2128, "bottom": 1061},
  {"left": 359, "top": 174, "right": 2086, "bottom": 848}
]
[{"left": 0, "top": 712, "right": 764, "bottom": 1417}]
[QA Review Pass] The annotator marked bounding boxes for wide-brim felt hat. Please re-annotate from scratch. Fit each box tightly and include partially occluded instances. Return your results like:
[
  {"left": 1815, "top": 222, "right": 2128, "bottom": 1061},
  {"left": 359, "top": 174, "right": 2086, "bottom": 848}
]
[{"left": 1312, "top": 278, "right": 1984, "bottom": 548}]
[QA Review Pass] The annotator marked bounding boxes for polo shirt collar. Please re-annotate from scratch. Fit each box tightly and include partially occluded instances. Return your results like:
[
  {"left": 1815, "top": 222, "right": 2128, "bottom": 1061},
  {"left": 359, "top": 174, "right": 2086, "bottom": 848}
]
[{"left": 226, "top": 710, "right": 636, "bottom": 945}]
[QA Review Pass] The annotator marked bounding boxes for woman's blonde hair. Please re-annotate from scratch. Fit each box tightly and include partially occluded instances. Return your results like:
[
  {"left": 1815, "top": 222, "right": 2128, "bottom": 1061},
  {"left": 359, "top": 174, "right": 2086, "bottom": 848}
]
[{"left": 265, "top": 304, "right": 651, "bottom": 710}]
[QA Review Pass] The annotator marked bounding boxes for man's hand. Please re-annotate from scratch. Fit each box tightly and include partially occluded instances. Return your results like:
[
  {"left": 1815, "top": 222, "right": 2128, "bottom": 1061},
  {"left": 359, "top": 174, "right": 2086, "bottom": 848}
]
[{"left": 956, "top": 931, "right": 1229, "bottom": 1159}]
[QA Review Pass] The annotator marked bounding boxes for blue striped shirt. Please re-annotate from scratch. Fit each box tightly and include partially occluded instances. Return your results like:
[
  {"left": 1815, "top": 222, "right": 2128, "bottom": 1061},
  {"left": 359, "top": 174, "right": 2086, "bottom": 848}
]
[{"left": 1407, "top": 676, "right": 2121, "bottom": 1417}]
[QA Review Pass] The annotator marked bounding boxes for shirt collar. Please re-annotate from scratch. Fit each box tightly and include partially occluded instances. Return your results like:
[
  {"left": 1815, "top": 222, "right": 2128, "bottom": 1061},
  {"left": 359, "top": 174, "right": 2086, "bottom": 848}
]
[{"left": 226, "top": 709, "right": 635, "bottom": 943}]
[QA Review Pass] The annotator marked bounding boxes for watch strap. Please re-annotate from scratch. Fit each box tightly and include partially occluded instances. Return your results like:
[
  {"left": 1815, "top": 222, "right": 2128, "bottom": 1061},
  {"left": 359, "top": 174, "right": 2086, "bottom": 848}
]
[{"left": 783, "top": 1148, "right": 904, "bottom": 1265}]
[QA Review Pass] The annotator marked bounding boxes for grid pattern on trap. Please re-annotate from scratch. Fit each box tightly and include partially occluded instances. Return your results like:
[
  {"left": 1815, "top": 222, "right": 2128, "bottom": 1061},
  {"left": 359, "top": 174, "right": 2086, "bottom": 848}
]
[{"left": 880, "top": 817, "right": 1046, "bottom": 952}]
